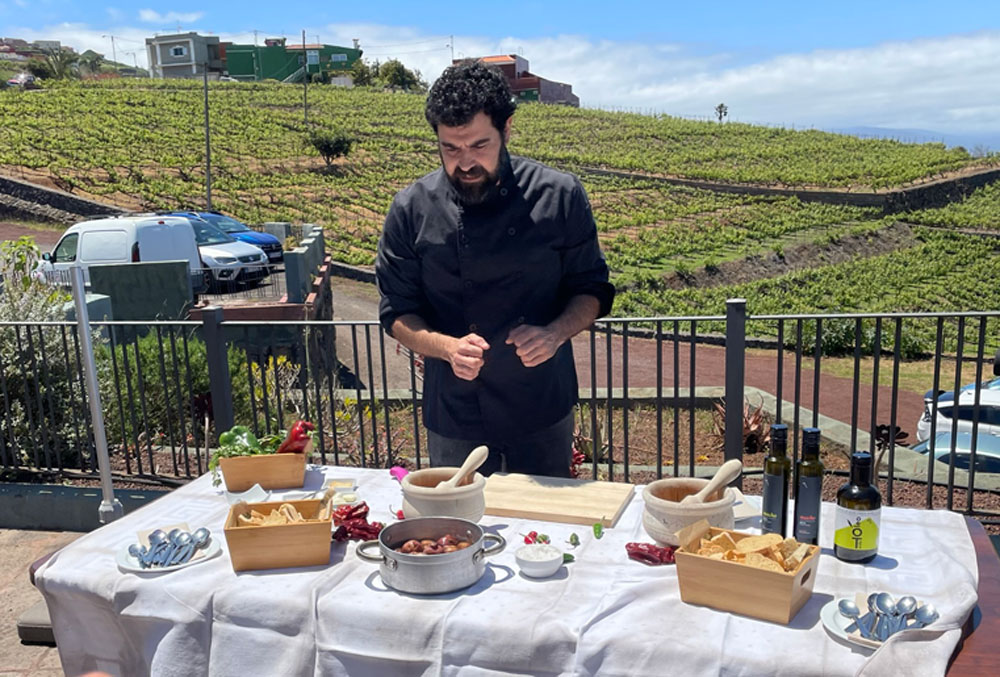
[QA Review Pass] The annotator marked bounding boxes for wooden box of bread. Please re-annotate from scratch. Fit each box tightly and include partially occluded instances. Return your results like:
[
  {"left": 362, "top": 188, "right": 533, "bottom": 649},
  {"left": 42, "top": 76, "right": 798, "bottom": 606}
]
[
  {"left": 219, "top": 451, "right": 307, "bottom": 492},
  {"left": 223, "top": 499, "right": 332, "bottom": 572},
  {"left": 674, "top": 520, "right": 820, "bottom": 624}
]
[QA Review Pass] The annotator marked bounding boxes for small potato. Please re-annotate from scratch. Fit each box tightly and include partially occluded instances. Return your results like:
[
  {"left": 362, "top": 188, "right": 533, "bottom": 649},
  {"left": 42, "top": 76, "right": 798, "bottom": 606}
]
[
  {"left": 420, "top": 539, "right": 436, "bottom": 548},
  {"left": 399, "top": 539, "right": 422, "bottom": 554},
  {"left": 456, "top": 541, "right": 471, "bottom": 549},
  {"left": 443, "top": 545, "right": 458, "bottom": 553}
]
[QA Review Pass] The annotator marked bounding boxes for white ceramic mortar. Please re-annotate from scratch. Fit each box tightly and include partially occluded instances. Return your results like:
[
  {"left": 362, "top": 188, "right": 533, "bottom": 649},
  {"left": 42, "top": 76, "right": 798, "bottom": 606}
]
[
  {"left": 401, "top": 467, "right": 486, "bottom": 522},
  {"left": 642, "top": 477, "right": 736, "bottom": 546}
]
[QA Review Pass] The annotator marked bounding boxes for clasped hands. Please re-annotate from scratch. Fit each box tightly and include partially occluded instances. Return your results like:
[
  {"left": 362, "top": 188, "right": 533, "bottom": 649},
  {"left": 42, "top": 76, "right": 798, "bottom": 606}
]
[{"left": 447, "top": 325, "right": 560, "bottom": 381}]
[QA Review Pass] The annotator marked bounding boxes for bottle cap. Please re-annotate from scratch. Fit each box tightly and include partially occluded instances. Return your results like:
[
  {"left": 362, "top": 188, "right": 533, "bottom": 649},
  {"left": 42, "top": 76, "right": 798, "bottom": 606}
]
[
  {"left": 851, "top": 451, "right": 872, "bottom": 466},
  {"left": 803, "top": 427, "right": 820, "bottom": 445},
  {"left": 771, "top": 423, "right": 788, "bottom": 443}
]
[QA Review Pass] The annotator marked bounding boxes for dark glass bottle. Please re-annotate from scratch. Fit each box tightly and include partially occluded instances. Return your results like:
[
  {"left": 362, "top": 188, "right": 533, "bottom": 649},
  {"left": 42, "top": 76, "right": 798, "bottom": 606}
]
[
  {"left": 834, "top": 452, "right": 882, "bottom": 563},
  {"left": 761, "top": 424, "right": 791, "bottom": 537},
  {"left": 793, "top": 427, "right": 824, "bottom": 545}
]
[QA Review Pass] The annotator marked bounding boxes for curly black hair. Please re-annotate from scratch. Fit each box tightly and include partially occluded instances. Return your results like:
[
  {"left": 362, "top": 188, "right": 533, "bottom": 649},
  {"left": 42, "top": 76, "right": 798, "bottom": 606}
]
[{"left": 425, "top": 60, "right": 517, "bottom": 133}]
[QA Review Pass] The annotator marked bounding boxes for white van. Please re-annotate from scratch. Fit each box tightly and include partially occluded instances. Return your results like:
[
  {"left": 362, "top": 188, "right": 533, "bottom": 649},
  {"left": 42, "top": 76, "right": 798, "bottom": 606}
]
[{"left": 36, "top": 215, "right": 207, "bottom": 294}]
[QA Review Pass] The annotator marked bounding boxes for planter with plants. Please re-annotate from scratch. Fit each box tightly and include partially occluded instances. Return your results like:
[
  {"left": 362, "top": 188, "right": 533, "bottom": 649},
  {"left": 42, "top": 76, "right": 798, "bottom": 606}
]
[{"left": 211, "top": 421, "right": 315, "bottom": 491}]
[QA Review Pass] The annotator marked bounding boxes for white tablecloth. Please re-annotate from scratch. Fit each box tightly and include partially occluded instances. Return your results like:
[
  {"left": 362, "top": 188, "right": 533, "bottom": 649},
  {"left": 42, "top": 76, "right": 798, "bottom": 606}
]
[{"left": 35, "top": 467, "right": 979, "bottom": 677}]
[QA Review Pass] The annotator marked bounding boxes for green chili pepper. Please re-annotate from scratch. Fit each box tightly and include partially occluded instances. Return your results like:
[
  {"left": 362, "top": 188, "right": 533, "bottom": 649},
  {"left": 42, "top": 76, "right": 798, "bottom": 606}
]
[
  {"left": 593, "top": 523, "right": 604, "bottom": 539},
  {"left": 568, "top": 532, "right": 580, "bottom": 547},
  {"left": 563, "top": 553, "right": 575, "bottom": 563}
]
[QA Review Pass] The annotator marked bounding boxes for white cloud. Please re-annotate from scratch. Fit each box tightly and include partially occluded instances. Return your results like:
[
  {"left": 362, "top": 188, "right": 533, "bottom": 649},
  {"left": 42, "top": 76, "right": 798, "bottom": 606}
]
[
  {"left": 138, "top": 9, "right": 203, "bottom": 24},
  {"left": 106, "top": 7, "right": 124, "bottom": 23},
  {"left": 7, "top": 20, "right": 999, "bottom": 138}
]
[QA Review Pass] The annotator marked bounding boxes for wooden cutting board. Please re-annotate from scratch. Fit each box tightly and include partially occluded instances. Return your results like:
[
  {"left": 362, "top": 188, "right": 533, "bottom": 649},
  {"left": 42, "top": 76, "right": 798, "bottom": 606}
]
[{"left": 483, "top": 473, "right": 635, "bottom": 527}]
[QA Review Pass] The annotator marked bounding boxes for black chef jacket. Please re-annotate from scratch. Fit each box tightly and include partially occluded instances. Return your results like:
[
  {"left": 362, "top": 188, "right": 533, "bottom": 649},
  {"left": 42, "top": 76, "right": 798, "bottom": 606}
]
[{"left": 376, "top": 154, "right": 615, "bottom": 440}]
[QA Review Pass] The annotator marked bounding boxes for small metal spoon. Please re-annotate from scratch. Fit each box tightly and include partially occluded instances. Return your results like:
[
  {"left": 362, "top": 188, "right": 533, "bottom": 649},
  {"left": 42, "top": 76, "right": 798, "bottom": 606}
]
[
  {"left": 912, "top": 603, "right": 939, "bottom": 629},
  {"left": 191, "top": 527, "right": 211, "bottom": 549},
  {"left": 875, "top": 592, "right": 896, "bottom": 641},
  {"left": 145, "top": 530, "right": 168, "bottom": 566},
  {"left": 128, "top": 543, "right": 149, "bottom": 569},
  {"left": 169, "top": 532, "right": 194, "bottom": 565},
  {"left": 839, "top": 599, "right": 872, "bottom": 639},
  {"left": 894, "top": 595, "right": 918, "bottom": 633}
]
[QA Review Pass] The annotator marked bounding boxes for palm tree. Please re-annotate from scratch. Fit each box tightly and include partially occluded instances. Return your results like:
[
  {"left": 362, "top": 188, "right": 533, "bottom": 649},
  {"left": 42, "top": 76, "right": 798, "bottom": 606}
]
[
  {"left": 42, "top": 48, "right": 79, "bottom": 80},
  {"left": 78, "top": 50, "right": 105, "bottom": 77}
]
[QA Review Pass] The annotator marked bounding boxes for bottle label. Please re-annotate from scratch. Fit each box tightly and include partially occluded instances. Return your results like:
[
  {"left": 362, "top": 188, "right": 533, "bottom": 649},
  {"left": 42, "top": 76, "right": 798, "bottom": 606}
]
[
  {"left": 794, "top": 475, "right": 822, "bottom": 542},
  {"left": 761, "top": 470, "right": 786, "bottom": 535},
  {"left": 834, "top": 506, "right": 880, "bottom": 557}
]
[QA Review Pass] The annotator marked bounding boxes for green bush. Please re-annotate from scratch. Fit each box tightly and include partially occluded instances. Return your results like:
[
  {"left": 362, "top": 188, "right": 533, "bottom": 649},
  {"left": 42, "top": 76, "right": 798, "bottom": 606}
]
[
  {"left": 97, "top": 329, "right": 252, "bottom": 454},
  {"left": 308, "top": 130, "right": 353, "bottom": 167}
]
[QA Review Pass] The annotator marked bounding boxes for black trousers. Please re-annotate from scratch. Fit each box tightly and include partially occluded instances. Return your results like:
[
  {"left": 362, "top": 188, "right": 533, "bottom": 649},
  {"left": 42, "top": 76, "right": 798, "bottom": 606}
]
[{"left": 426, "top": 410, "right": 575, "bottom": 478}]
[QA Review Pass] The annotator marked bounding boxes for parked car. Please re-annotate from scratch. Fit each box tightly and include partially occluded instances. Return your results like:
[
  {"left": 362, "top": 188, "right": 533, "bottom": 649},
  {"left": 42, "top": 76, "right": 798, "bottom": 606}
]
[
  {"left": 916, "top": 378, "right": 1000, "bottom": 442},
  {"left": 187, "top": 218, "right": 270, "bottom": 288},
  {"left": 169, "top": 211, "right": 283, "bottom": 262},
  {"left": 35, "top": 215, "right": 207, "bottom": 294},
  {"left": 910, "top": 431, "right": 1000, "bottom": 474},
  {"left": 6, "top": 73, "right": 38, "bottom": 89}
]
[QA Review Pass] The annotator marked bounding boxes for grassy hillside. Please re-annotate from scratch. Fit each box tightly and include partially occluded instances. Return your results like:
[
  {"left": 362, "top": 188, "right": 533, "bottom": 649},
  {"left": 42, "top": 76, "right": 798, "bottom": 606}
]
[{"left": 0, "top": 78, "right": 998, "bottom": 347}]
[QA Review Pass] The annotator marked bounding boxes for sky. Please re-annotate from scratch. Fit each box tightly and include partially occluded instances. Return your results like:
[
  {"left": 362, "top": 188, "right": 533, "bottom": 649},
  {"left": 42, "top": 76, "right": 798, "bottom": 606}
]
[{"left": 3, "top": 1, "right": 1000, "bottom": 148}]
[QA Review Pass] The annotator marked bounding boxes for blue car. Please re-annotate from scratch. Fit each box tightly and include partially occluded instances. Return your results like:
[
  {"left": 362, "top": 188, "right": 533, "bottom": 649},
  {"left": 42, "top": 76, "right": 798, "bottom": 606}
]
[
  {"left": 911, "top": 431, "right": 1000, "bottom": 474},
  {"left": 169, "top": 212, "right": 283, "bottom": 263}
]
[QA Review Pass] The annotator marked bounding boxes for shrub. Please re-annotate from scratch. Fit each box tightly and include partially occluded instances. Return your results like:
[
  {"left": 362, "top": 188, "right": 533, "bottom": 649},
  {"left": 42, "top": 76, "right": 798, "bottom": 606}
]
[{"left": 309, "top": 130, "right": 353, "bottom": 167}]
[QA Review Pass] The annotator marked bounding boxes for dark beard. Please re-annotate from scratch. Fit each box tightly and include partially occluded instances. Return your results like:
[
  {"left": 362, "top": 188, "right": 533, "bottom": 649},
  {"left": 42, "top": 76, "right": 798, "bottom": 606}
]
[{"left": 446, "top": 145, "right": 510, "bottom": 206}]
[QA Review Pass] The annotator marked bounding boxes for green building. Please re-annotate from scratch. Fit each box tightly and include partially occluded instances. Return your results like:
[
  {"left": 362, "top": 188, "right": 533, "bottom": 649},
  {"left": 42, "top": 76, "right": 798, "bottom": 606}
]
[{"left": 225, "top": 38, "right": 362, "bottom": 82}]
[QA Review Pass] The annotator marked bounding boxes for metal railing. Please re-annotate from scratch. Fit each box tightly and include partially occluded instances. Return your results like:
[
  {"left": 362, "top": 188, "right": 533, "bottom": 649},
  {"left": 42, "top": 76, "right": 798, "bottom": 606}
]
[{"left": 1, "top": 302, "right": 999, "bottom": 520}]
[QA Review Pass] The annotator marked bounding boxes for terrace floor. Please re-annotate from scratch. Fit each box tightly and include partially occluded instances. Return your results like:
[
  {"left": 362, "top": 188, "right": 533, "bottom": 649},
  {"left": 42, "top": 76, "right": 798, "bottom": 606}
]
[{"left": 0, "top": 528, "right": 80, "bottom": 676}]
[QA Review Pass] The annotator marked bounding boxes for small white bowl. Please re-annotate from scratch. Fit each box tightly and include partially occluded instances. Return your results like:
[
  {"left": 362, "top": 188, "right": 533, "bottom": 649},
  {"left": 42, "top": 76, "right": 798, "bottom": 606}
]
[{"left": 515, "top": 544, "right": 564, "bottom": 578}]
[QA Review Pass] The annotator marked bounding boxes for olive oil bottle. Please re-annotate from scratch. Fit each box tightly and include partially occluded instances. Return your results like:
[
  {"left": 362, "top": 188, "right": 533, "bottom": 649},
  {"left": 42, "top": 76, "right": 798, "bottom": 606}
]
[
  {"left": 834, "top": 452, "right": 881, "bottom": 563},
  {"left": 761, "top": 424, "right": 791, "bottom": 537},
  {"left": 793, "top": 427, "right": 824, "bottom": 545}
]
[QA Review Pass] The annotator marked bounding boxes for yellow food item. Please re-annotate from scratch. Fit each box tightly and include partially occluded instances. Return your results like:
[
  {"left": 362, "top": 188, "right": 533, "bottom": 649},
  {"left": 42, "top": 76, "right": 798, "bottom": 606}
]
[
  {"left": 734, "top": 533, "right": 784, "bottom": 554},
  {"left": 237, "top": 503, "right": 309, "bottom": 527},
  {"left": 691, "top": 530, "right": 813, "bottom": 573}
]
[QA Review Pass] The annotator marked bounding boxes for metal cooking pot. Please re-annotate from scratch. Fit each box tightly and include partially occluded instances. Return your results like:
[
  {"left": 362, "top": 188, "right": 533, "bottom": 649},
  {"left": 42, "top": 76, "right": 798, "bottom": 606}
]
[{"left": 356, "top": 516, "right": 505, "bottom": 594}]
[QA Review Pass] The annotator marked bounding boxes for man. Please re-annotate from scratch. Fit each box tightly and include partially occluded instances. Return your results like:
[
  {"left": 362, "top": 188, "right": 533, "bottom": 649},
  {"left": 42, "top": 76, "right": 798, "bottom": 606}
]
[{"left": 376, "top": 60, "right": 614, "bottom": 477}]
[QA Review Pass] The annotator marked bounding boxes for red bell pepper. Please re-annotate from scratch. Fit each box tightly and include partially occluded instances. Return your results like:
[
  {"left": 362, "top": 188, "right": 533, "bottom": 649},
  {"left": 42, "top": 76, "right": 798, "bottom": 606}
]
[{"left": 276, "top": 420, "right": 315, "bottom": 454}]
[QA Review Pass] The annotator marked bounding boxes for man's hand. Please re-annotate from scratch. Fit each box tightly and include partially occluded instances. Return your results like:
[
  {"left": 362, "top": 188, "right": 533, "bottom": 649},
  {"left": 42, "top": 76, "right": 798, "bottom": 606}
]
[
  {"left": 506, "top": 324, "right": 562, "bottom": 368},
  {"left": 448, "top": 333, "right": 490, "bottom": 380}
]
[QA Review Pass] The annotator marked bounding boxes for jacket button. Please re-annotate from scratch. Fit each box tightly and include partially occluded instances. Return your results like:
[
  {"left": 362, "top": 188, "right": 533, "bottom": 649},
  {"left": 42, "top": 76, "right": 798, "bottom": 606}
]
[
  {"left": 507, "top": 228, "right": 516, "bottom": 236},
  {"left": 517, "top": 316, "right": 525, "bottom": 324},
  {"left": 464, "top": 280, "right": 472, "bottom": 287},
  {"left": 500, "top": 188, "right": 508, "bottom": 196},
  {"left": 469, "top": 323, "right": 478, "bottom": 332}
]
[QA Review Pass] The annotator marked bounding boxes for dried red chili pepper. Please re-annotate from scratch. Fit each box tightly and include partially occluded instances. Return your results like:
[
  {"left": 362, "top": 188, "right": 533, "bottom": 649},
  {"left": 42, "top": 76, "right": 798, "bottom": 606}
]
[
  {"left": 333, "top": 518, "right": 384, "bottom": 542},
  {"left": 625, "top": 542, "right": 676, "bottom": 566},
  {"left": 332, "top": 501, "right": 370, "bottom": 526}
]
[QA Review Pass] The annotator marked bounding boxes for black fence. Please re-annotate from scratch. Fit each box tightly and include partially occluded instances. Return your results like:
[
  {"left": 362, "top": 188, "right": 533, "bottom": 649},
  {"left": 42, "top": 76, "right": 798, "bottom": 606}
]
[{"left": 1, "top": 305, "right": 999, "bottom": 521}]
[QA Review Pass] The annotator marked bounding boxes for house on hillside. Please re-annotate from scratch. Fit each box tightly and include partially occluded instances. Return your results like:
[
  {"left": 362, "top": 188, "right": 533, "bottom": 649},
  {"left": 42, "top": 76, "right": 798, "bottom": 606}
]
[
  {"left": 145, "top": 32, "right": 225, "bottom": 79},
  {"left": 461, "top": 55, "right": 579, "bottom": 106},
  {"left": 226, "top": 38, "right": 362, "bottom": 83}
]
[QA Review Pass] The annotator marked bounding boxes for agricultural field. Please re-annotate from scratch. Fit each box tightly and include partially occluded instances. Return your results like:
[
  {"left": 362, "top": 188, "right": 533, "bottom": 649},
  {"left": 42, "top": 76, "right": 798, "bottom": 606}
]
[{"left": 0, "top": 78, "right": 999, "bottom": 347}]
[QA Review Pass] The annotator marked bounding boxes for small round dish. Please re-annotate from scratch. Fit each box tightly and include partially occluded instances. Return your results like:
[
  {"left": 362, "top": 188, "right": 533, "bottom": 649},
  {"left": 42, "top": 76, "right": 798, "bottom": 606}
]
[{"left": 515, "top": 544, "right": 564, "bottom": 579}]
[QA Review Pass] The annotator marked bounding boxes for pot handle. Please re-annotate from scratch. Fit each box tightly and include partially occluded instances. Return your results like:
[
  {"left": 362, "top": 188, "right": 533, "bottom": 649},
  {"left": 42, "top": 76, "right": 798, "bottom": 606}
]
[
  {"left": 481, "top": 532, "right": 505, "bottom": 557},
  {"left": 355, "top": 539, "right": 384, "bottom": 563}
]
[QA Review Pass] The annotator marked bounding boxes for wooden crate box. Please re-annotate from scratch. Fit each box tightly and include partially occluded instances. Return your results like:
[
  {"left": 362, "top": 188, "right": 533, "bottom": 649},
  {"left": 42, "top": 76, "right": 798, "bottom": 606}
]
[
  {"left": 223, "top": 498, "right": 331, "bottom": 572},
  {"left": 674, "top": 524, "right": 820, "bottom": 625}
]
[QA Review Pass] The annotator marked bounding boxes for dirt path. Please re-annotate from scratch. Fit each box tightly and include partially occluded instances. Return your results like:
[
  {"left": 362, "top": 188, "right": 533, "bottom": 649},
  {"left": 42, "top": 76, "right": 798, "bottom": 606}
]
[{"left": 0, "top": 221, "right": 62, "bottom": 250}]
